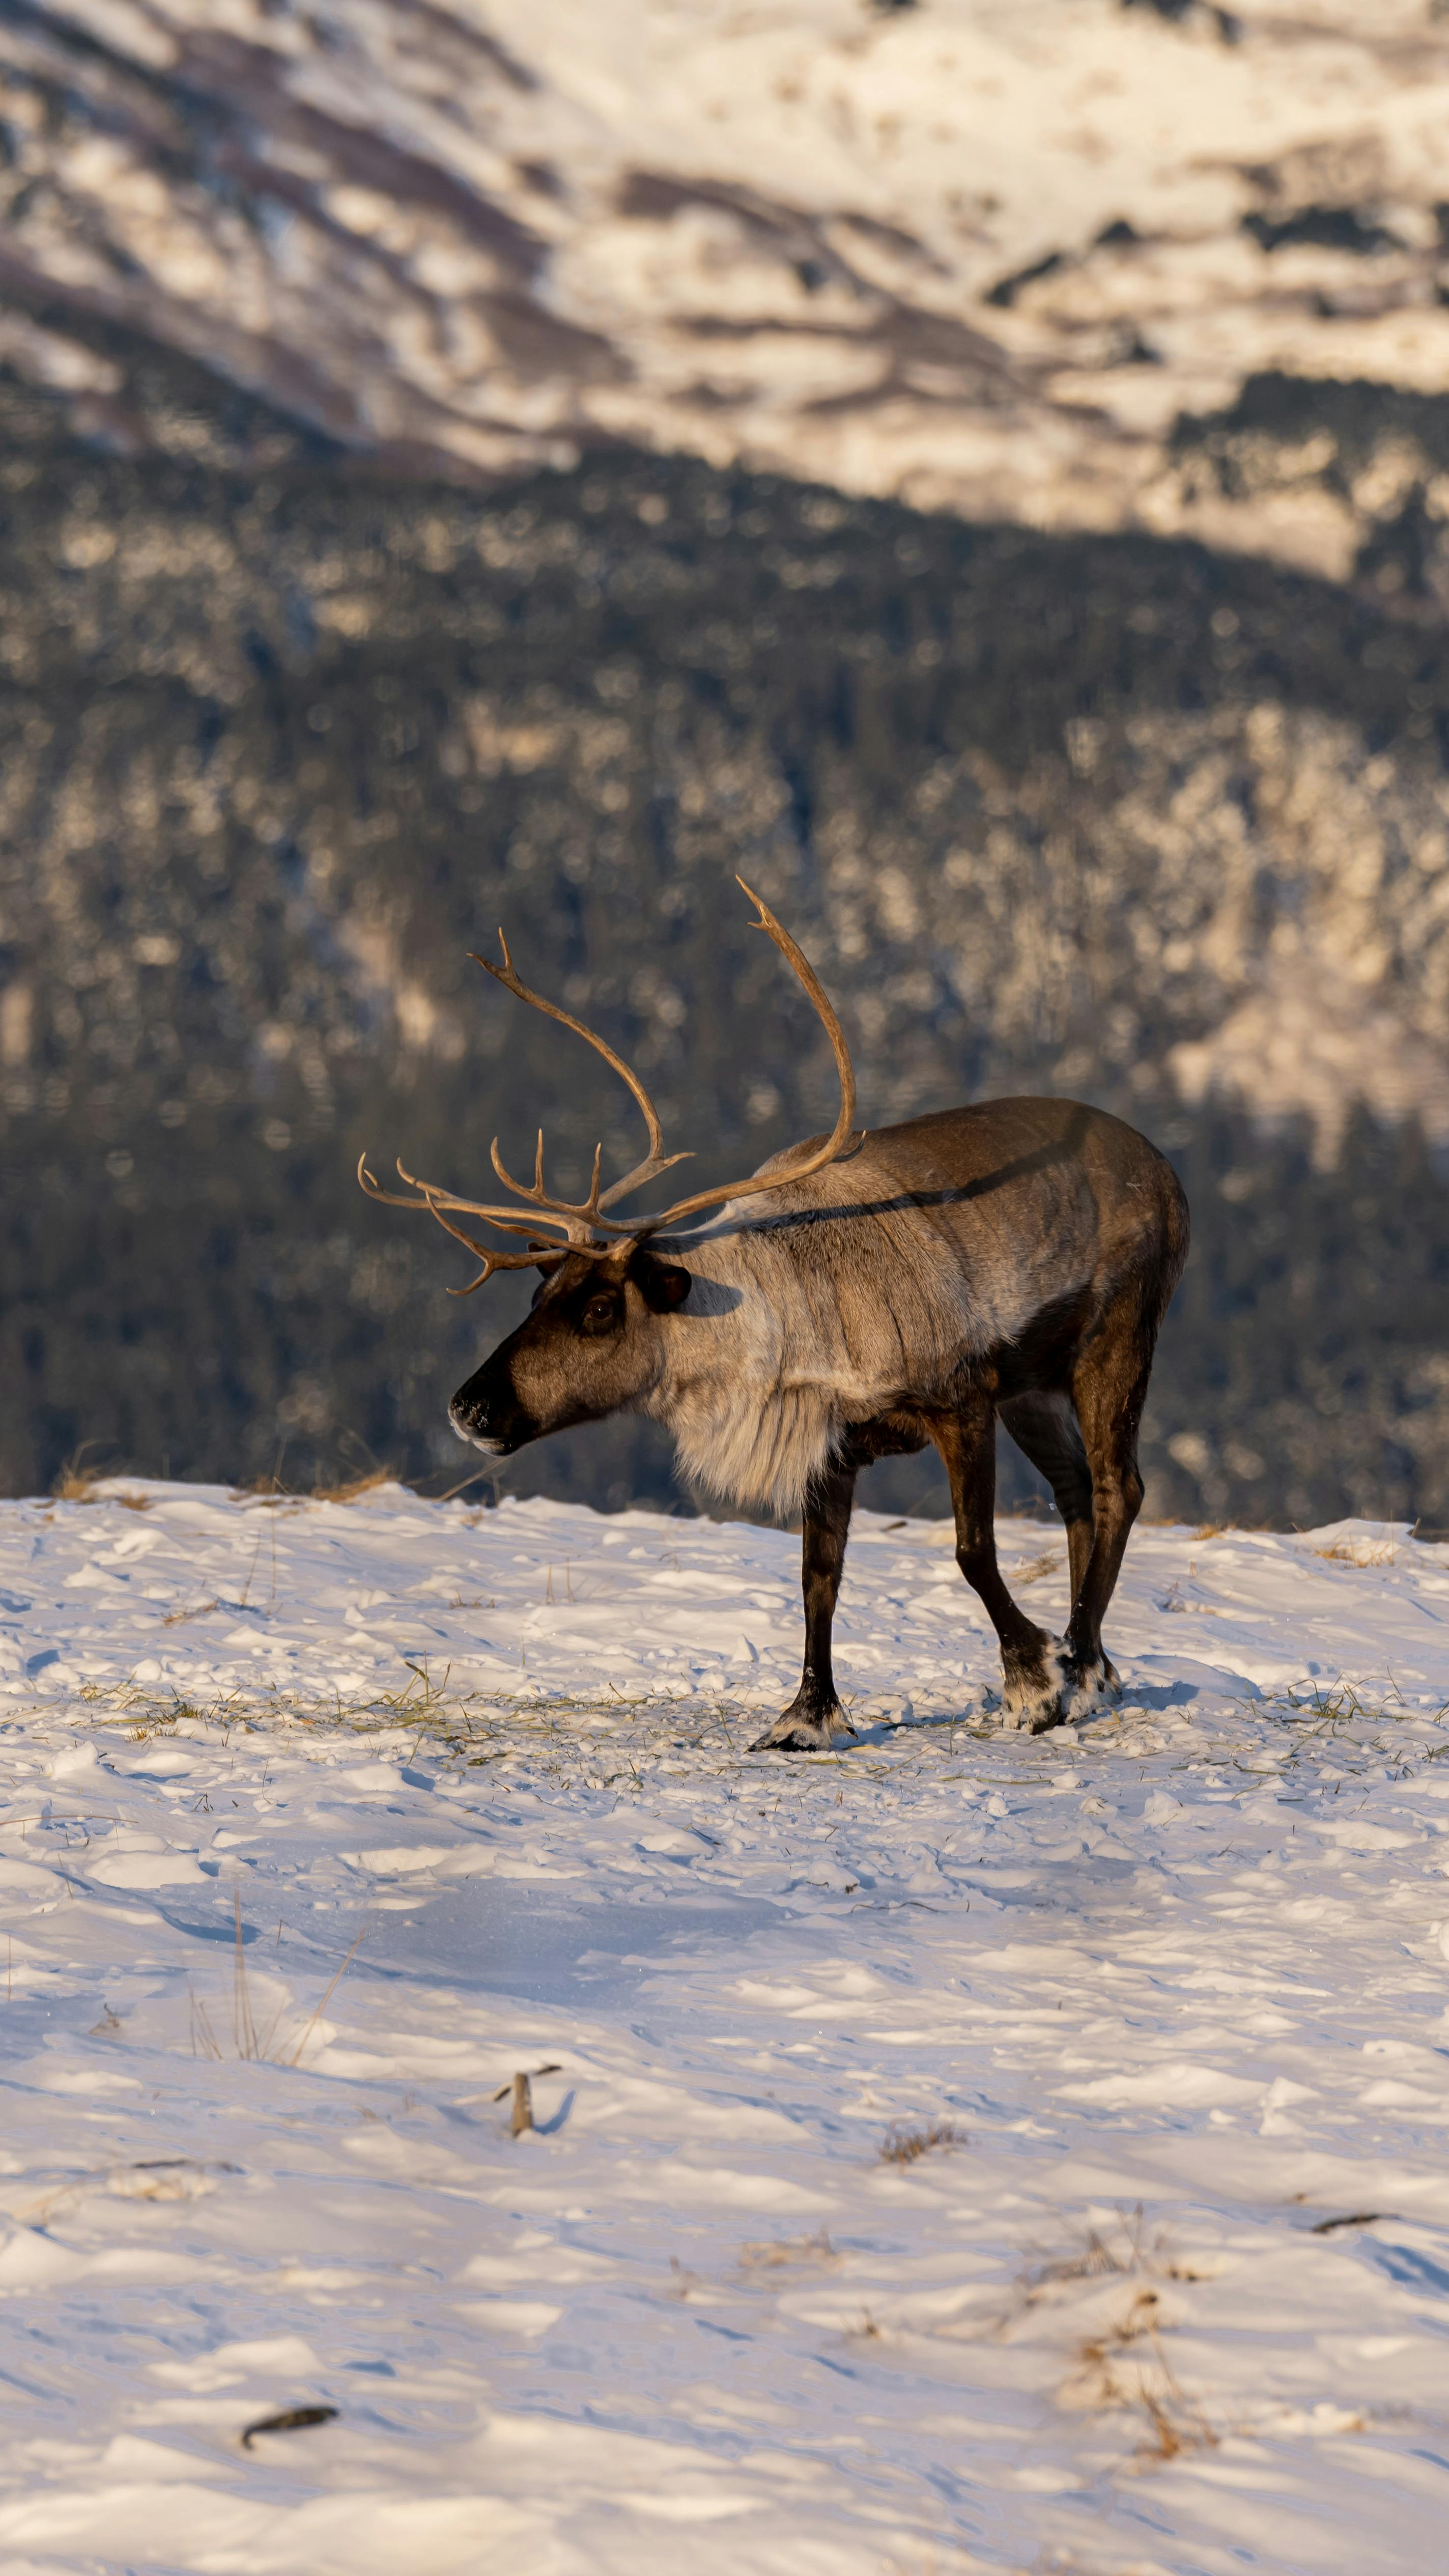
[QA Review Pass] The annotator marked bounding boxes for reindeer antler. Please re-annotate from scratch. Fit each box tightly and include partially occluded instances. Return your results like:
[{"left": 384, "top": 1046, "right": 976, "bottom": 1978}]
[
  {"left": 355, "top": 1160, "right": 573, "bottom": 1294},
  {"left": 626, "top": 879, "right": 856, "bottom": 1237},
  {"left": 357, "top": 882, "right": 858, "bottom": 1277},
  {"left": 475, "top": 933, "right": 692, "bottom": 1217}
]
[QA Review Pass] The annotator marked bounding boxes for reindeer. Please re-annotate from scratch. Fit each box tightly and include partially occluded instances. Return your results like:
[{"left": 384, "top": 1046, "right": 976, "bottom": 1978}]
[{"left": 360, "top": 884, "right": 1189, "bottom": 1746}]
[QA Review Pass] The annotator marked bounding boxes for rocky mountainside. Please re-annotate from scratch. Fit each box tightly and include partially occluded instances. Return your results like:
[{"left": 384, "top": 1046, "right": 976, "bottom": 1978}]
[
  {"left": 1, "top": 350, "right": 1446, "bottom": 1526},
  {"left": 3, "top": 0, "right": 1449, "bottom": 576}
]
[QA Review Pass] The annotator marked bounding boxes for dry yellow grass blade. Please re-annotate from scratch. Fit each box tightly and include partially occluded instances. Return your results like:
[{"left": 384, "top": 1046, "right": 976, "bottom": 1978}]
[{"left": 310, "top": 1467, "right": 397, "bottom": 1504}]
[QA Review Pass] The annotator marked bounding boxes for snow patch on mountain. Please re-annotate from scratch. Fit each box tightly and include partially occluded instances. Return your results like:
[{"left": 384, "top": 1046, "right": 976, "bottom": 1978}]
[{"left": 5, "top": 2, "right": 1449, "bottom": 561}]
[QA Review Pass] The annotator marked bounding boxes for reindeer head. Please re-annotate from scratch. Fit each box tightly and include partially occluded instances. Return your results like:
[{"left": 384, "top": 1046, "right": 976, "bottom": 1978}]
[
  {"left": 446, "top": 1240, "right": 694, "bottom": 1455},
  {"left": 358, "top": 881, "right": 856, "bottom": 1462}
]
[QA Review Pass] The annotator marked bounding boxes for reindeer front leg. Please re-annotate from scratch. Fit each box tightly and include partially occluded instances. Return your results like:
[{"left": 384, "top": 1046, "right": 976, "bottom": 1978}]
[{"left": 751, "top": 1457, "right": 859, "bottom": 1752}]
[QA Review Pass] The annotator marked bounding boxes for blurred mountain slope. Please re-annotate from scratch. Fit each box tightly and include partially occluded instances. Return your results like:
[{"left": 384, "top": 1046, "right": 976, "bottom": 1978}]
[{"left": 3, "top": 1, "right": 1449, "bottom": 578}]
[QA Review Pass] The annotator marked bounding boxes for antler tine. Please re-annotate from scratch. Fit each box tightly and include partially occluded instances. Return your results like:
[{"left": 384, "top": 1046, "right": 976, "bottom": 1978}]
[
  {"left": 625, "top": 880, "right": 857, "bottom": 1238},
  {"left": 358, "top": 1154, "right": 594, "bottom": 1243},
  {"left": 422, "top": 1196, "right": 610, "bottom": 1296},
  {"left": 487, "top": 1127, "right": 640, "bottom": 1233},
  {"left": 358, "top": 1154, "right": 617, "bottom": 1292},
  {"left": 597, "top": 1146, "right": 693, "bottom": 1211},
  {"left": 473, "top": 932, "right": 669, "bottom": 1151},
  {"left": 475, "top": 934, "right": 694, "bottom": 1222},
  {"left": 357, "top": 1154, "right": 482, "bottom": 1218}
]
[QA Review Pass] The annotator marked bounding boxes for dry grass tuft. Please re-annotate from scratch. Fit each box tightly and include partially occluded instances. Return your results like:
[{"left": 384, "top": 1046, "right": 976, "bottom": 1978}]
[
  {"left": 1028, "top": 2222, "right": 1139, "bottom": 2286},
  {"left": 740, "top": 2229, "right": 839, "bottom": 2272},
  {"left": 190, "top": 1896, "right": 367, "bottom": 2068},
  {"left": 1010, "top": 1549, "right": 1064, "bottom": 1586},
  {"left": 879, "top": 2119, "right": 964, "bottom": 2166},
  {"left": 231, "top": 1470, "right": 300, "bottom": 1510},
  {"left": 50, "top": 1454, "right": 151, "bottom": 1509},
  {"left": 1266, "top": 1674, "right": 1425, "bottom": 1740},
  {"left": 310, "top": 1466, "right": 396, "bottom": 1504},
  {"left": 1313, "top": 1535, "right": 1399, "bottom": 1568},
  {"left": 50, "top": 1452, "right": 107, "bottom": 1503},
  {"left": 1018, "top": 2211, "right": 1218, "bottom": 2467},
  {"left": 1072, "top": 2285, "right": 1218, "bottom": 2464},
  {"left": 14, "top": 2155, "right": 235, "bottom": 2228}
]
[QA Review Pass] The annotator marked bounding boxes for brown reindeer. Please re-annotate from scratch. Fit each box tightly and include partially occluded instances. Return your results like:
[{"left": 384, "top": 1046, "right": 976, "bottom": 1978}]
[{"left": 360, "top": 884, "right": 1188, "bottom": 1745}]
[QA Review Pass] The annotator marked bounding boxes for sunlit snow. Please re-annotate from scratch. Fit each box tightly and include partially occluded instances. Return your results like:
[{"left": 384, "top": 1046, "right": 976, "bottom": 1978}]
[{"left": 2, "top": 1480, "right": 1448, "bottom": 2571}]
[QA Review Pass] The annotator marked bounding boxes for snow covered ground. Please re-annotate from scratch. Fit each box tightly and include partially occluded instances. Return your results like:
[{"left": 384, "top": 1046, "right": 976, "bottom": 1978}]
[{"left": 3, "top": 1478, "right": 1449, "bottom": 2573}]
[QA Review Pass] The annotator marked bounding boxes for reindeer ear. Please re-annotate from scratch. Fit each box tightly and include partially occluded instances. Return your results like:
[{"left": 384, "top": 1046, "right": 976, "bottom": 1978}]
[{"left": 631, "top": 1247, "right": 693, "bottom": 1313}]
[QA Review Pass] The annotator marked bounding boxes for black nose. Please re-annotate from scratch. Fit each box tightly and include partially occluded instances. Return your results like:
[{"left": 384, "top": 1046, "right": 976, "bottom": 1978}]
[
  {"left": 449, "top": 1361, "right": 534, "bottom": 1456},
  {"left": 449, "top": 1392, "right": 503, "bottom": 1453}
]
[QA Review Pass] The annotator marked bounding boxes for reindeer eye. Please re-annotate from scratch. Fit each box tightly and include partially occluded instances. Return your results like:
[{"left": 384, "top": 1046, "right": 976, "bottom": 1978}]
[{"left": 582, "top": 1295, "right": 617, "bottom": 1332}]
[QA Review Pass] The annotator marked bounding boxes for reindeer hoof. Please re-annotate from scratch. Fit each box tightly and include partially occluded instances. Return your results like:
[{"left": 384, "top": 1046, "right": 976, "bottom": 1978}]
[
  {"left": 1000, "top": 1639, "right": 1079, "bottom": 1734},
  {"left": 1001, "top": 1641, "right": 1119, "bottom": 1733},
  {"left": 750, "top": 1701, "right": 855, "bottom": 1753}
]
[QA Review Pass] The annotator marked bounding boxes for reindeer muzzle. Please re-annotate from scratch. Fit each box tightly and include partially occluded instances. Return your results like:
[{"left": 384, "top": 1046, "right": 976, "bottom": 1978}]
[{"left": 448, "top": 1360, "right": 536, "bottom": 1456}]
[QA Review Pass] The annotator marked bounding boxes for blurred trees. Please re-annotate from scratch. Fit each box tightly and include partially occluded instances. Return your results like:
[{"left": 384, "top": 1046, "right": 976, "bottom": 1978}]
[{"left": 2, "top": 358, "right": 1446, "bottom": 1526}]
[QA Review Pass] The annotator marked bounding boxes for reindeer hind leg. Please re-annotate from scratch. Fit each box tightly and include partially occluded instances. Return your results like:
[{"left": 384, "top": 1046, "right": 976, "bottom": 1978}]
[
  {"left": 1063, "top": 1307, "right": 1157, "bottom": 1707},
  {"left": 934, "top": 1400, "right": 1074, "bottom": 1735},
  {"left": 997, "top": 1390, "right": 1094, "bottom": 1609}
]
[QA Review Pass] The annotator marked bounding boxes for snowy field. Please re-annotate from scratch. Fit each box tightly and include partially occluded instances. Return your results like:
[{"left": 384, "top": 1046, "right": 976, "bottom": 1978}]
[{"left": 3, "top": 1480, "right": 1449, "bottom": 2575}]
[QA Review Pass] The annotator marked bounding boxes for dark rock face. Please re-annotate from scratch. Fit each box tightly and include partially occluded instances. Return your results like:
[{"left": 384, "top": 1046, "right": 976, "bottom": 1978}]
[{"left": 2, "top": 356, "right": 1448, "bottom": 1529}]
